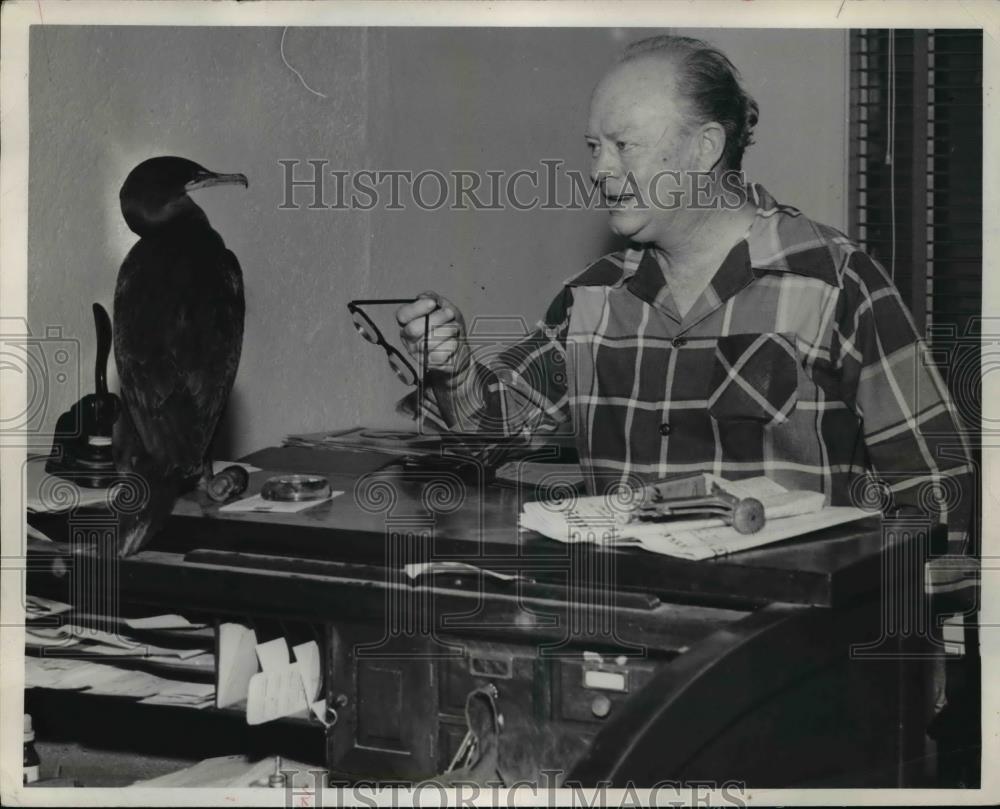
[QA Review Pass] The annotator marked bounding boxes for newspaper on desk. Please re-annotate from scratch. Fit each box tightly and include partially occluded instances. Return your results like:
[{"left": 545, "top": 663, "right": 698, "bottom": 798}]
[{"left": 520, "top": 474, "right": 871, "bottom": 561}]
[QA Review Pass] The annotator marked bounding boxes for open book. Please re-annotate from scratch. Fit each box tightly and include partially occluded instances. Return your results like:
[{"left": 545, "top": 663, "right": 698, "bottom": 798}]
[{"left": 520, "top": 474, "right": 872, "bottom": 561}]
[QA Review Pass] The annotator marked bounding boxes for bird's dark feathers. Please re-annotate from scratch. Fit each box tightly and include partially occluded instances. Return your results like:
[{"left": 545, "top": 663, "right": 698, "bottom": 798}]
[
  {"left": 120, "top": 156, "right": 247, "bottom": 237},
  {"left": 114, "top": 239, "right": 244, "bottom": 477},
  {"left": 113, "top": 156, "right": 247, "bottom": 555}
]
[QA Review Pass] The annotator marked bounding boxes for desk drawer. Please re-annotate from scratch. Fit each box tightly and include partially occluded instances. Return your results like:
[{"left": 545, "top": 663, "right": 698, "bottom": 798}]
[
  {"left": 327, "top": 629, "right": 668, "bottom": 781},
  {"left": 557, "top": 655, "right": 659, "bottom": 724},
  {"left": 438, "top": 641, "right": 547, "bottom": 719}
]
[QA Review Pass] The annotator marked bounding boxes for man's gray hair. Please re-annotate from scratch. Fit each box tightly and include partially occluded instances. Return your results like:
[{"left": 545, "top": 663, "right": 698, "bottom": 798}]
[{"left": 622, "top": 35, "right": 759, "bottom": 171}]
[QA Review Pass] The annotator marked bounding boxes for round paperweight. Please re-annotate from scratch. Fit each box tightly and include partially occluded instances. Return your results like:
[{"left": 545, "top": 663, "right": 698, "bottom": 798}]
[{"left": 260, "top": 474, "right": 332, "bottom": 502}]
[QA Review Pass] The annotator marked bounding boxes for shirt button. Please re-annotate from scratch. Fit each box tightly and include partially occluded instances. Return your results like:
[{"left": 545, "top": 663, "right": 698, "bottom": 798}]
[
  {"left": 672, "top": 336, "right": 688, "bottom": 348},
  {"left": 659, "top": 423, "right": 671, "bottom": 436}
]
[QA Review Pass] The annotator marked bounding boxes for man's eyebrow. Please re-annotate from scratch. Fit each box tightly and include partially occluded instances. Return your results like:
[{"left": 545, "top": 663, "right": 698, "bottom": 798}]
[
  {"left": 611, "top": 125, "right": 642, "bottom": 141},
  {"left": 584, "top": 126, "right": 635, "bottom": 141}
]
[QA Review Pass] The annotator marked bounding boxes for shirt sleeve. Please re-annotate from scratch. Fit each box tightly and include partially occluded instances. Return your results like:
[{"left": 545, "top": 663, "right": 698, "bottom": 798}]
[
  {"left": 397, "top": 286, "right": 575, "bottom": 438},
  {"left": 832, "top": 250, "right": 974, "bottom": 552}
]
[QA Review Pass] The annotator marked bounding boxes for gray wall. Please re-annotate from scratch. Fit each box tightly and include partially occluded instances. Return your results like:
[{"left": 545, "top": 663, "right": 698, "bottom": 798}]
[{"left": 28, "top": 26, "right": 847, "bottom": 459}]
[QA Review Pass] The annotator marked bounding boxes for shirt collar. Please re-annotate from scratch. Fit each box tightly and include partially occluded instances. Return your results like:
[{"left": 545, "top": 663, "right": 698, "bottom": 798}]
[
  {"left": 624, "top": 183, "right": 838, "bottom": 322},
  {"left": 625, "top": 218, "right": 756, "bottom": 324}
]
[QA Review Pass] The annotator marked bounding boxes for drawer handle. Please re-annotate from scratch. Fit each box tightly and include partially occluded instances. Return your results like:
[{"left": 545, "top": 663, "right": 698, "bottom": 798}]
[
  {"left": 583, "top": 669, "right": 628, "bottom": 692},
  {"left": 591, "top": 694, "right": 612, "bottom": 718},
  {"left": 469, "top": 655, "right": 512, "bottom": 679}
]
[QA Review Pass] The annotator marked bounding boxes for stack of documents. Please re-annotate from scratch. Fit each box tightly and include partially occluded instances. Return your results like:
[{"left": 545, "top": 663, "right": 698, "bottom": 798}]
[
  {"left": 520, "top": 474, "right": 871, "bottom": 561},
  {"left": 25, "top": 594, "right": 74, "bottom": 620},
  {"left": 25, "top": 622, "right": 214, "bottom": 673},
  {"left": 284, "top": 427, "right": 442, "bottom": 456},
  {"left": 25, "top": 656, "right": 215, "bottom": 708},
  {"left": 216, "top": 623, "right": 325, "bottom": 726},
  {"left": 25, "top": 596, "right": 216, "bottom": 705}
]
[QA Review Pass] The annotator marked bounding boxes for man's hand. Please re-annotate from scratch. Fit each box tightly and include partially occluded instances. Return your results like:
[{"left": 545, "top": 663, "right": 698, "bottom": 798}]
[{"left": 396, "top": 292, "right": 469, "bottom": 377}]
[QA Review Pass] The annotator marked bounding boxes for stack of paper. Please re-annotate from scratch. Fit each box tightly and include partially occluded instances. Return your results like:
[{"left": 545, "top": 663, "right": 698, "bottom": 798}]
[
  {"left": 25, "top": 656, "right": 215, "bottom": 708},
  {"left": 139, "top": 679, "right": 216, "bottom": 708},
  {"left": 284, "top": 427, "right": 442, "bottom": 456},
  {"left": 216, "top": 623, "right": 326, "bottom": 725},
  {"left": 25, "top": 602, "right": 216, "bottom": 680},
  {"left": 520, "top": 475, "right": 871, "bottom": 561},
  {"left": 25, "top": 594, "right": 74, "bottom": 620},
  {"left": 25, "top": 623, "right": 211, "bottom": 662}
]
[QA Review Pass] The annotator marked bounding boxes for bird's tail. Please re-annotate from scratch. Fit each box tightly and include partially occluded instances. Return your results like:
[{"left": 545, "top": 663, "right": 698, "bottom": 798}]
[{"left": 112, "top": 469, "right": 183, "bottom": 557}]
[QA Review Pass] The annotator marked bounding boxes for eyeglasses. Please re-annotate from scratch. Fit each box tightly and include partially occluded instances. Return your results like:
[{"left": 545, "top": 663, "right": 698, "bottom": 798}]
[{"left": 347, "top": 299, "right": 427, "bottom": 386}]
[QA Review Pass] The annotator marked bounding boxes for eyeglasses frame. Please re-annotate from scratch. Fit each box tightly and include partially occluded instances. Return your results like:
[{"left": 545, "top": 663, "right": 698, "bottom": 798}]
[{"left": 347, "top": 298, "right": 433, "bottom": 427}]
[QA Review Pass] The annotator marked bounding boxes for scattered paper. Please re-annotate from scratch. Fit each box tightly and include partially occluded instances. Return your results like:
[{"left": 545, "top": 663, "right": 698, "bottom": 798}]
[
  {"left": 139, "top": 679, "right": 215, "bottom": 708},
  {"left": 255, "top": 637, "right": 290, "bottom": 673},
  {"left": 26, "top": 656, "right": 214, "bottom": 706},
  {"left": 521, "top": 476, "right": 869, "bottom": 560},
  {"left": 218, "top": 491, "right": 342, "bottom": 513},
  {"left": 309, "top": 698, "right": 330, "bottom": 726},
  {"left": 403, "top": 561, "right": 530, "bottom": 583},
  {"left": 125, "top": 614, "right": 208, "bottom": 631},
  {"left": 292, "top": 641, "right": 322, "bottom": 702},
  {"left": 25, "top": 657, "right": 94, "bottom": 691},
  {"left": 25, "top": 594, "right": 73, "bottom": 619},
  {"left": 142, "top": 650, "right": 216, "bottom": 671},
  {"left": 216, "top": 623, "right": 258, "bottom": 709},
  {"left": 714, "top": 475, "right": 789, "bottom": 500},
  {"left": 246, "top": 666, "right": 311, "bottom": 725},
  {"left": 26, "top": 628, "right": 82, "bottom": 648},
  {"left": 245, "top": 637, "right": 323, "bottom": 724},
  {"left": 624, "top": 507, "right": 870, "bottom": 560},
  {"left": 25, "top": 623, "right": 208, "bottom": 659},
  {"left": 26, "top": 523, "right": 54, "bottom": 543}
]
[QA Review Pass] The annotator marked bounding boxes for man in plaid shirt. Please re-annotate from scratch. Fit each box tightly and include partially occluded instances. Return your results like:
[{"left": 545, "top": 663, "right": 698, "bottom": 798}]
[{"left": 397, "top": 35, "right": 973, "bottom": 550}]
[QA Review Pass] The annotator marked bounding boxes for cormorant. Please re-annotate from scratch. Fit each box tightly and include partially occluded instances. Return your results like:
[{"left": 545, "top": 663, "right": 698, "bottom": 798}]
[{"left": 113, "top": 156, "right": 248, "bottom": 556}]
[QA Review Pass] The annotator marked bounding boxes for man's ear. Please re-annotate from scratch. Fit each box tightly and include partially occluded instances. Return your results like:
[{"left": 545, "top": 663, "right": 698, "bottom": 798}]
[{"left": 695, "top": 121, "right": 727, "bottom": 172}]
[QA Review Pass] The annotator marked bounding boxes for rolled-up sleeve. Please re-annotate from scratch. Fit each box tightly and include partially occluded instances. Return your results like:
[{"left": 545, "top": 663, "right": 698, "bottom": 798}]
[{"left": 399, "top": 287, "right": 574, "bottom": 438}]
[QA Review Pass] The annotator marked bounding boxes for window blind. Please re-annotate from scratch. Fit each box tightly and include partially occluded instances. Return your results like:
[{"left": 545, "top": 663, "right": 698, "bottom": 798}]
[{"left": 848, "top": 28, "right": 982, "bottom": 431}]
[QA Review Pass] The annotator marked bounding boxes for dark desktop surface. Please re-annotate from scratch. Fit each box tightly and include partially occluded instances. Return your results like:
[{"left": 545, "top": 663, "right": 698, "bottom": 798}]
[
  {"left": 23, "top": 442, "right": 937, "bottom": 787},
  {"left": 147, "top": 444, "right": 889, "bottom": 608}
]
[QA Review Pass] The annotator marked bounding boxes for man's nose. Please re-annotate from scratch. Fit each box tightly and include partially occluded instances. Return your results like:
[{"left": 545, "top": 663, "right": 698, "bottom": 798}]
[{"left": 590, "top": 147, "right": 620, "bottom": 186}]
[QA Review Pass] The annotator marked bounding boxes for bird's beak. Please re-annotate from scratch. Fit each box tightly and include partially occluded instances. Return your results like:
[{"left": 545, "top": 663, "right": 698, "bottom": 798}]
[{"left": 185, "top": 172, "right": 249, "bottom": 192}]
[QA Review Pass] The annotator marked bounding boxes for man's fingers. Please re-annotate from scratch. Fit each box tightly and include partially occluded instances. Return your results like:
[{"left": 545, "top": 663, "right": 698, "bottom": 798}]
[
  {"left": 420, "top": 291, "right": 465, "bottom": 327},
  {"left": 427, "top": 346, "right": 457, "bottom": 368},
  {"left": 428, "top": 319, "right": 461, "bottom": 342},
  {"left": 402, "top": 306, "right": 458, "bottom": 341},
  {"left": 395, "top": 296, "right": 439, "bottom": 326},
  {"left": 414, "top": 332, "right": 457, "bottom": 355},
  {"left": 413, "top": 336, "right": 458, "bottom": 367},
  {"left": 396, "top": 291, "right": 468, "bottom": 372},
  {"left": 425, "top": 330, "right": 459, "bottom": 353}
]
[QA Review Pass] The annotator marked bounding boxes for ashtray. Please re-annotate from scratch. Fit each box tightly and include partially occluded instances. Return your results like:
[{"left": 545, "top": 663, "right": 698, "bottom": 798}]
[{"left": 260, "top": 474, "right": 332, "bottom": 502}]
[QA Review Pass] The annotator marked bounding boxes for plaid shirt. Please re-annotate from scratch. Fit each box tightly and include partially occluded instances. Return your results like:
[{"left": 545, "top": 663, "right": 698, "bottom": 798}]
[{"left": 414, "top": 185, "right": 973, "bottom": 546}]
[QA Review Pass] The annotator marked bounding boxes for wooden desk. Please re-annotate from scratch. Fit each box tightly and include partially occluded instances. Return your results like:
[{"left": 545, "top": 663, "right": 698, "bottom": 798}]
[{"left": 26, "top": 449, "right": 937, "bottom": 787}]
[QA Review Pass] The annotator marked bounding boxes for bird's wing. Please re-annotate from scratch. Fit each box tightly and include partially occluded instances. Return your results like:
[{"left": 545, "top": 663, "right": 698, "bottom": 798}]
[{"left": 114, "top": 236, "right": 244, "bottom": 477}]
